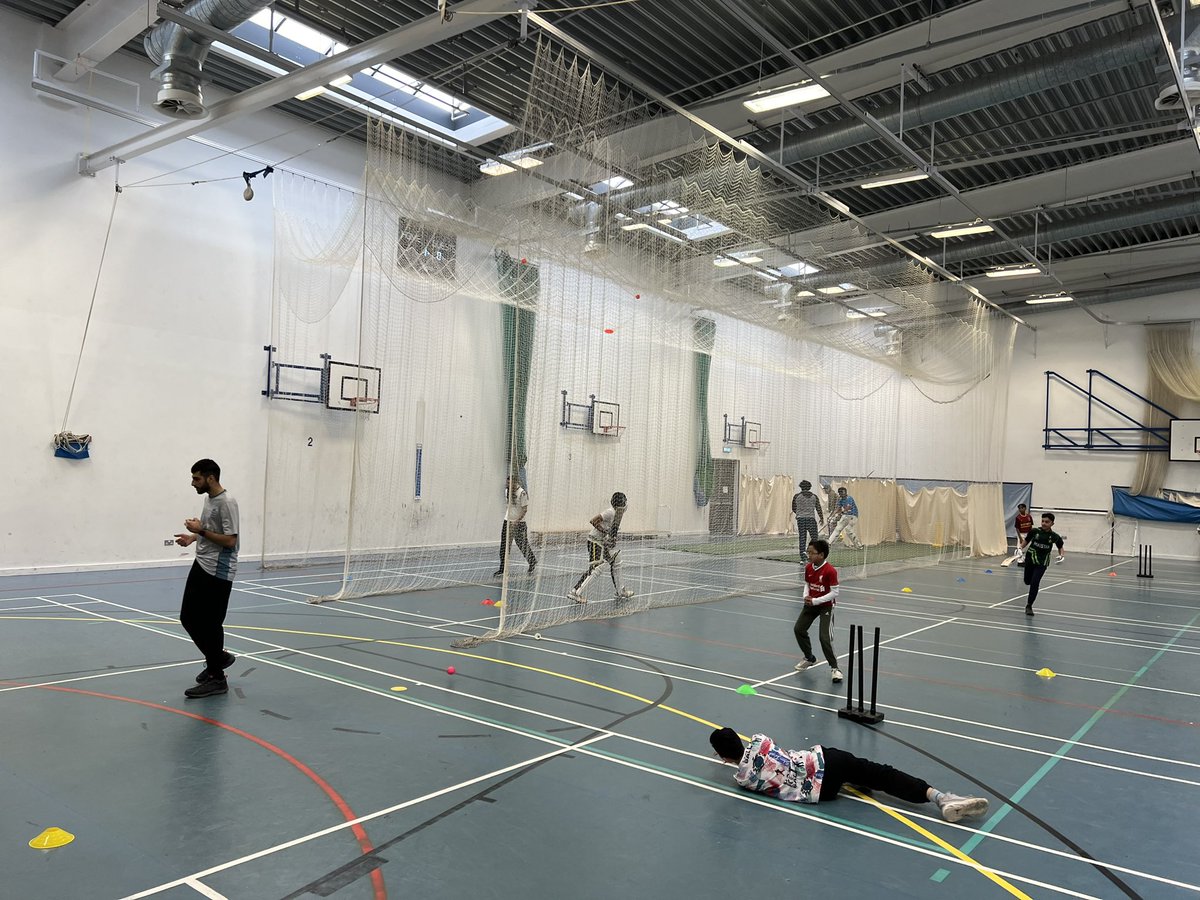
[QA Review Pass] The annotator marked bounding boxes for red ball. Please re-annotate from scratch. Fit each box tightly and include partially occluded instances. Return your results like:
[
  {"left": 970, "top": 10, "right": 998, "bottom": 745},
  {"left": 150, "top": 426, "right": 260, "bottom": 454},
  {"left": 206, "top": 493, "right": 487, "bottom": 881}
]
[
  {"left": 520, "top": 258, "right": 528, "bottom": 264},
  {"left": 634, "top": 293, "right": 640, "bottom": 299},
  {"left": 446, "top": 666, "right": 456, "bottom": 675},
  {"left": 604, "top": 328, "right": 614, "bottom": 334}
]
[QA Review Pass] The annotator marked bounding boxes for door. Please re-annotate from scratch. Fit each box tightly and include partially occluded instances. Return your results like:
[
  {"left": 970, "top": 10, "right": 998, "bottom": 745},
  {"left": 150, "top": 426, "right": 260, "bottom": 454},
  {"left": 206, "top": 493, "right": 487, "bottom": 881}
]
[{"left": 709, "top": 458, "right": 739, "bottom": 535}]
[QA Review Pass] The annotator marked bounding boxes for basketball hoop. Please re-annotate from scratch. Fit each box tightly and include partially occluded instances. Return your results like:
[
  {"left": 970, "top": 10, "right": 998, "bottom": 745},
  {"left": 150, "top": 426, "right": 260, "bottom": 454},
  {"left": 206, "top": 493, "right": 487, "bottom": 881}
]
[
  {"left": 746, "top": 440, "right": 770, "bottom": 450},
  {"left": 599, "top": 425, "right": 626, "bottom": 437},
  {"left": 349, "top": 396, "right": 379, "bottom": 413}
]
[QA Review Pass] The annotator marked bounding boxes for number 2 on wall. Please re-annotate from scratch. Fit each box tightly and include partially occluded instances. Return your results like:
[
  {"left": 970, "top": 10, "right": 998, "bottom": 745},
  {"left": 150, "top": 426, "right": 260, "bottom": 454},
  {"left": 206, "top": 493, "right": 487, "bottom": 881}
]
[{"left": 307, "top": 437, "right": 313, "bottom": 447}]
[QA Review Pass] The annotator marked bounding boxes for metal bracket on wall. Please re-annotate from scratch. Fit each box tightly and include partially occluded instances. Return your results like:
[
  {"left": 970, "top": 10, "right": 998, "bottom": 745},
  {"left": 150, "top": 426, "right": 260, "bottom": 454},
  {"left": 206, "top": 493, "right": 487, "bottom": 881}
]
[{"left": 1043, "top": 369, "right": 1176, "bottom": 451}]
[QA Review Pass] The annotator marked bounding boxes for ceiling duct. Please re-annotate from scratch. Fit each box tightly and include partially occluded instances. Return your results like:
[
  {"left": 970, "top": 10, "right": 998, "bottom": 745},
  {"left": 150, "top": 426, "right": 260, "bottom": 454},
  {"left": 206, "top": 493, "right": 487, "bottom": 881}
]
[
  {"left": 775, "top": 23, "right": 1160, "bottom": 165},
  {"left": 809, "top": 193, "right": 1200, "bottom": 288},
  {"left": 144, "top": 0, "right": 272, "bottom": 117},
  {"left": 1153, "top": 15, "right": 1200, "bottom": 111}
]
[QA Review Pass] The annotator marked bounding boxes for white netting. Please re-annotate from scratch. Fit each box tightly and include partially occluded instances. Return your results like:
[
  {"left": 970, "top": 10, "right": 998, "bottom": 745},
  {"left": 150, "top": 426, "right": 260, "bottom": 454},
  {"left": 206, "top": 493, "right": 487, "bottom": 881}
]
[{"left": 263, "top": 38, "right": 1016, "bottom": 645}]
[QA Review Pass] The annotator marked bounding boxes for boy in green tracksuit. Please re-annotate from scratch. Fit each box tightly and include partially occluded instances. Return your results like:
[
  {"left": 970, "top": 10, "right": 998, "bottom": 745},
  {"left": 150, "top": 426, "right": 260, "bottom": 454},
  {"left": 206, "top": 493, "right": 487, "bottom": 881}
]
[{"left": 1023, "top": 513, "right": 1065, "bottom": 616}]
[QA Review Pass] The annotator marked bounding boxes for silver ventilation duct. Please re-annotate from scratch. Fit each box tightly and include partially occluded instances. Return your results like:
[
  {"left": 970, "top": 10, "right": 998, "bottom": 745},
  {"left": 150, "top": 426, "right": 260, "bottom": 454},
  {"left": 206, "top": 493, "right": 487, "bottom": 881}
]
[
  {"left": 1153, "top": 16, "right": 1200, "bottom": 111},
  {"left": 144, "top": 0, "right": 272, "bottom": 117},
  {"left": 776, "top": 24, "right": 1160, "bottom": 165},
  {"left": 804, "top": 193, "right": 1200, "bottom": 289},
  {"left": 1069, "top": 271, "right": 1200, "bottom": 307}
]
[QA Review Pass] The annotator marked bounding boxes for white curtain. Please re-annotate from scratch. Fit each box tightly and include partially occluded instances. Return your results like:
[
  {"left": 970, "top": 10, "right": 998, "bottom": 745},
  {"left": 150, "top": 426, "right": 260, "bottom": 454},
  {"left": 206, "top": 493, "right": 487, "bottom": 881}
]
[
  {"left": 1131, "top": 324, "right": 1200, "bottom": 496},
  {"left": 738, "top": 475, "right": 795, "bottom": 535}
]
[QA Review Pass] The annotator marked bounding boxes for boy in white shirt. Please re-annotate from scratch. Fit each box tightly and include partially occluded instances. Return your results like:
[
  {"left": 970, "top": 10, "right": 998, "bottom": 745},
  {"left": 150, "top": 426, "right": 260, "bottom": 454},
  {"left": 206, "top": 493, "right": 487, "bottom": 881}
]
[
  {"left": 494, "top": 475, "right": 537, "bottom": 577},
  {"left": 568, "top": 492, "right": 634, "bottom": 603}
]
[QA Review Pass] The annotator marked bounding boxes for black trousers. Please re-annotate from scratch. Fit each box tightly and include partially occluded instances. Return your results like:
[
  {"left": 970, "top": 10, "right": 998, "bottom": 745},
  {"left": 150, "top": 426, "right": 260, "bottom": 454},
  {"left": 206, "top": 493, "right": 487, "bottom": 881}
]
[
  {"left": 499, "top": 520, "right": 537, "bottom": 569},
  {"left": 179, "top": 560, "right": 233, "bottom": 674},
  {"left": 794, "top": 603, "right": 837, "bottom": 667},
  {"left": 1024, "top": 561, "right": 1048, "bottom": 606},
  {"left": 795, "top": 516, "right": 820, "bottom": 554},
  {"left": 819, "top": 746, "right": 930, "bottom": 804}
]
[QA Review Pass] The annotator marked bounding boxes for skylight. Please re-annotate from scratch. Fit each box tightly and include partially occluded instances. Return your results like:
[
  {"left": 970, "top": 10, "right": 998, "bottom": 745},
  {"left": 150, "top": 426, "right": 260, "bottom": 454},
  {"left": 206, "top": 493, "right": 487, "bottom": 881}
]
[
  {"left": 590, "top": 175, "right": 635, "bottom": 194},
  {"left": 218, "top": 11, "right": 511, "bottom": 146}
]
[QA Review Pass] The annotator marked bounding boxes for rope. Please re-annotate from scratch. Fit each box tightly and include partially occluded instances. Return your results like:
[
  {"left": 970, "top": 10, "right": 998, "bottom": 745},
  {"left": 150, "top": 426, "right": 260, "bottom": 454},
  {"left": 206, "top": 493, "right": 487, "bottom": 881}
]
[{"left": 61, "top": 181, "right": 121, "bottom": 434}]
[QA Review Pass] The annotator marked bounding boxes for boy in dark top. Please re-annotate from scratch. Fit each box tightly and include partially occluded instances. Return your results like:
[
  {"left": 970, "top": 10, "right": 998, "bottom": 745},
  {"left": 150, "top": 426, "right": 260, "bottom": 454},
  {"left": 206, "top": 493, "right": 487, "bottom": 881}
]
[
  {"left": 1022, "top": 513, "right": 1065, "bottom": 616},
  {"left": 1013, "top": 503, "right": 1034, "bottom": 565},
  {"left": 791, "top": 479, "right": 824, "bottom": 555}
]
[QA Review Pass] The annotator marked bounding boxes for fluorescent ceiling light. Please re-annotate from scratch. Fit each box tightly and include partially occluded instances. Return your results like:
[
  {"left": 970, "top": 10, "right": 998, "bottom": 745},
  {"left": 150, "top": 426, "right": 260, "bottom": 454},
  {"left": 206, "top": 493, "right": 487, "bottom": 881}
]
[
  {"left": 818, "top": 282, "right": 858, "bottom": 295},
  {"left": 743, "top": 81, "right": 830, "bottom": 113},
  {"left": 294, "top": 85, "right": 326, "bottom": 101},
  {"left": 621, "top": 222, "right": 649, "bottom": 231},
  {"left": 985, "top": 265, "right": 1042, "bottom": 278},
  {"left": 793, "top": 290, "right": 815, "bottom": 298},
  {"left": 591, "top": 175, "right": 634, "bottom": 193},
  {"left": 844, "top": 310, "right": 868, "bottom": 319},
  {"left": 779, "top": 260, "right": 821, "bottom": 277},
  {"left": 713, "top": 255, "right": 763, "bottom": 267},
  {"left": 929, "top": 222, "right": 994, "bottom": 239},
  {"left": 479, "top": 160, "right": 517, "bottom": 176},
  {"left": 860, "top": 171, "right": 929, "bottom": 190},
  {"left": 510, "top": 156, "right": 543, "bottom": 169},
  {"left": 1025, "top": 294, "right": 1073, "bottom": 305},
  {"left": 329, "top": 74, "right": 352, "bottom": 87}
]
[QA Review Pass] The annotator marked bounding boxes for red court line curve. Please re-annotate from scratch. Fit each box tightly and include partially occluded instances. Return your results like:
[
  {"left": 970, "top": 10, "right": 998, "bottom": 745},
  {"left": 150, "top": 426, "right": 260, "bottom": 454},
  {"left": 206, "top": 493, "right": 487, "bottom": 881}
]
[{"left": 12, "top": 682, "right": 387, "bottom": 900}]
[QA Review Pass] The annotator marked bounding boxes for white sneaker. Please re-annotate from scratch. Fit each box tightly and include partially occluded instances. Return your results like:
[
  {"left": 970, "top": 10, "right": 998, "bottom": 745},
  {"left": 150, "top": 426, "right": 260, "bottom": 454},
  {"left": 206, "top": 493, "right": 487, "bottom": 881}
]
[
  {"left": 567, "top": 589, "right": 586, "bottom": 605},
  {"left": 616, "top": 587, "right": 634, "bottom": 599},
  {"left": 794, "top": 659, "right": 815, "bottom": 671},
  {"left": 938, "top": 793, "right": 988, "bottom": 823},
  {"left": 830, "top": 668, "right": 844, "bottom": 683}
]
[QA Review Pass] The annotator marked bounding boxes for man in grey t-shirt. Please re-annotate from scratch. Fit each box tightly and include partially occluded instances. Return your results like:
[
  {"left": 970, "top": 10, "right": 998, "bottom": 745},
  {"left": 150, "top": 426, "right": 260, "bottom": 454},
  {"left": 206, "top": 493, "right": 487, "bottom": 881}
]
[{"left": 173, "top": 458, "right": 240, "bottom": 698}]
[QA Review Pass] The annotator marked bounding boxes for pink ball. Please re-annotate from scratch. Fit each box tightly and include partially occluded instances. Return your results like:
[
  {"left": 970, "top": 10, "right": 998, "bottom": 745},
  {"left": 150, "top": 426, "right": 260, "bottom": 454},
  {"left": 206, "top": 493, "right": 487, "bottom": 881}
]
[{"left": 446, "top": 666, "right": 456, "bottom": 675}]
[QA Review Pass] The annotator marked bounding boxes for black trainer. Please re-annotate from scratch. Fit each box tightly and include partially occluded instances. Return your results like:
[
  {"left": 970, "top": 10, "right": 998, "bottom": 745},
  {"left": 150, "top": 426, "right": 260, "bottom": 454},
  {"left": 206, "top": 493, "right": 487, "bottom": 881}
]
[
  {"left": 1025, "top": 605, "right": 1035, "bottom": 616},
  {"left": 196, "top": 651, "right": 237, "bottom": 683},
  {"left": 492, "top": 569, "right": 504, "bottom": 578},
  {"left": 185, "top": 678, "right": 228, "bottom": 699}
]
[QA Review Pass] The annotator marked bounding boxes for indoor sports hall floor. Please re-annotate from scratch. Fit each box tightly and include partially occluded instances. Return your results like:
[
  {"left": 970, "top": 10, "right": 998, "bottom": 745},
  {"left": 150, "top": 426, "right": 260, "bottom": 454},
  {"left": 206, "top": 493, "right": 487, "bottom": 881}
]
[{"left": 3, "top": 548, "right": 1198, "bottom": 900}]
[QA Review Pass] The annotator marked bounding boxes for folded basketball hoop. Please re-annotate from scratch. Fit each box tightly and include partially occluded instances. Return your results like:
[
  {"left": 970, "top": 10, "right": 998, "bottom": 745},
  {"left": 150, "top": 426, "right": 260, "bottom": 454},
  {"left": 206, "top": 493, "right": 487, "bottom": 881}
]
[{"left": 349, "top": 397, "right": 379, "bottom": 413}]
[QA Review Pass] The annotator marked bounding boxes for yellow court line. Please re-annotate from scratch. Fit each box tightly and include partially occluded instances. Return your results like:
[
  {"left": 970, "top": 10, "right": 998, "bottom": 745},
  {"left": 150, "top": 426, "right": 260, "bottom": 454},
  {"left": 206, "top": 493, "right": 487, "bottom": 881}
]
[
  {"left": 7, "top": 615, "right": 1018, "bottom": 892},
  {"left": 844, "top": 786, "right": 1030, "bottom": 898}
]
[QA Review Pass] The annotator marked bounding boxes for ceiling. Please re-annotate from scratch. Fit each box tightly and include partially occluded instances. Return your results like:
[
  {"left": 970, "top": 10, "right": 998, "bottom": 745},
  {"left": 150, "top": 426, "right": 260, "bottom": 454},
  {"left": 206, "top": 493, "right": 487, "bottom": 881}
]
[{"left": 7, "top": 0, "right": 1200, "bottom": 322}]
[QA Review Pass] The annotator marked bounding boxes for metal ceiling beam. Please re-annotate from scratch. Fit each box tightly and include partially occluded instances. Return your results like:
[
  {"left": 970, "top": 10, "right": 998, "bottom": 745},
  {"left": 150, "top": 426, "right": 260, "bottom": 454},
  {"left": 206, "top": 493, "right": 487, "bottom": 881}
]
[
  {"left": 721, "top": 0, "right": 1051, "bottom": 298},
  {"left": 78, "top": 0, "right": 522, "bottom": 175},
  {"left": 860, "top": 139, "right": 1200, "bottom": 237},
  {"left": 526, "top": 12, "right": 1030, "bottom": 330},
  {"left": 592, "top": 0, "right": 1130, "bottom": 169},
  {"left": 52, "top": 0, "right": 154, "bottom": 83}
]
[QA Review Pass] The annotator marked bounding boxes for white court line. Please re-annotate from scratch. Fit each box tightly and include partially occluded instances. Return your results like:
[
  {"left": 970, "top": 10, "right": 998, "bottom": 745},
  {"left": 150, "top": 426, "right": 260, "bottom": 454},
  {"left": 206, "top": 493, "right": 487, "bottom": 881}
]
[
  {"left": 120, "top": 739, "right": 610, "bottom": 900},
  {"left": 1087, "top": 558, "right": 1136, "bottom": 577},
  {"left": 225, "top": 584, "right": 1200, "bottom": 769},
  {"left": 27, "top": 594, "right": 1200, "bottom": 897},
  {"left": 184, "top": 878, "right": 228, "bottom": 900}
]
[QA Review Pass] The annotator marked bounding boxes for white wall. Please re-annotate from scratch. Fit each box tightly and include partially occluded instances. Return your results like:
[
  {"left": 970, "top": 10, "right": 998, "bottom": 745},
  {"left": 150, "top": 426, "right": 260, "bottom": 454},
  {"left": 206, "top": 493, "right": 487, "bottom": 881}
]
[
  {"left": 1002, "top": 293, "right": 1200, "bottom": 559},
  {"left": 0, "top": 9, "right": 366, "bottom": 572}
]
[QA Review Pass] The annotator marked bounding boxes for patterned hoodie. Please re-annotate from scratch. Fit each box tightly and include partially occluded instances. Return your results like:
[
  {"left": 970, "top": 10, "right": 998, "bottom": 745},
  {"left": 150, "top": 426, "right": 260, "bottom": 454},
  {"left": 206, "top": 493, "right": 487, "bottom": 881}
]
[{"left": 734, "top": 734, "right": 825, "bottom": 804}]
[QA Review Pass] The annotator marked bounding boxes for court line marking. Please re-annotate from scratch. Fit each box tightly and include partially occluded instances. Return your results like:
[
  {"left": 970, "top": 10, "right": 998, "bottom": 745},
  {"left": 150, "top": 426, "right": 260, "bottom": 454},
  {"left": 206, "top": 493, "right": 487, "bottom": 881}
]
[
  {"left": 958, "top": 610, "right": 1200, "bottom": 859},
  {"left": 18, "top": 589, "right": 1198, "bottom": 780},
  {"left": 184, "top": 879, "right": 228, "bottom": 900},
  {"left": 22, "top": 594, "right": 1200, "bottom": 895}
]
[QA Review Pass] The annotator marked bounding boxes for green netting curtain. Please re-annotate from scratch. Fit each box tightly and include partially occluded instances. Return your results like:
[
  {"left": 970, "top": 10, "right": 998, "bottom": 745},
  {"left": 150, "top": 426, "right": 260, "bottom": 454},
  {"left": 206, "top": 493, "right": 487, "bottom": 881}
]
[
  {"left": 693, "top": 316, "right": 716, "bottom": 506},
  {"left": 497, "top": 252, "right": 539, "bottom": 482}
]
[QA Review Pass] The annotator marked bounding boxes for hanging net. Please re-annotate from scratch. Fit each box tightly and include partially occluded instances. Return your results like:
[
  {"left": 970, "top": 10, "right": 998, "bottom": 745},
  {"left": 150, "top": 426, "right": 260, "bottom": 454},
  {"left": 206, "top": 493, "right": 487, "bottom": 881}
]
[{"left": 263, "top": 37, "right": 1017, "bottom": 646}]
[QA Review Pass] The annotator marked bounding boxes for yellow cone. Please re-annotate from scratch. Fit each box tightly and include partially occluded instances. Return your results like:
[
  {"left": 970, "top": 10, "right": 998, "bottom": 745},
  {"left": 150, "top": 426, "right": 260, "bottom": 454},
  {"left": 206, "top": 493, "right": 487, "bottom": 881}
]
[
  {"left": 494, "top": 601, "right": 503, "bottom": 608},
  {"left": 1036, "top": 667, "right": 1056, "bottom": 678},
  {"left": 901, "top": 587, "right": 913, "bottom": 593},
  {"left": 29, "top": 827, "right": 74, "bottom": 850}
]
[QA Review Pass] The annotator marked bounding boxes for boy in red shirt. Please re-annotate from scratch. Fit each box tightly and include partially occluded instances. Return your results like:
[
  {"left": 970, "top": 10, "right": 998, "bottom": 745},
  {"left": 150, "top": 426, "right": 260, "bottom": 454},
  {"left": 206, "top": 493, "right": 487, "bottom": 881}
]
[
  {"left": 793, "top": 539, "right": 842, "bottom": 683},
  {"left": 1014, "top": 503, "right": 1034, "bottom": 565}
]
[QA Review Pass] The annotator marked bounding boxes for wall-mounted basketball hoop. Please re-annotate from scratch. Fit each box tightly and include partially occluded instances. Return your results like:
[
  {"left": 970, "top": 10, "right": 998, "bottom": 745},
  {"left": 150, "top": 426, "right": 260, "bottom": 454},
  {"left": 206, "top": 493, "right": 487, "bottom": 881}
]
[
  {"left": 561, "top": 390, "right": 623, "bottom": 436},
  {"left": 723, "top": 414, "right": 765, "bottom": 448}
]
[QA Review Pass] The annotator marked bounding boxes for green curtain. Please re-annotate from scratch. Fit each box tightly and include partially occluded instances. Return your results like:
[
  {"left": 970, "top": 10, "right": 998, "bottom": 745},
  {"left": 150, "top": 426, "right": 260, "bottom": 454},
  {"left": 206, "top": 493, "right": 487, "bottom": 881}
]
[
  {"left": 496, "top": 252, "right": 539, "bottom": 480},
  {"left": 693, "top": 316, "right": 716, "bottom": 506}
]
